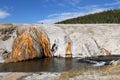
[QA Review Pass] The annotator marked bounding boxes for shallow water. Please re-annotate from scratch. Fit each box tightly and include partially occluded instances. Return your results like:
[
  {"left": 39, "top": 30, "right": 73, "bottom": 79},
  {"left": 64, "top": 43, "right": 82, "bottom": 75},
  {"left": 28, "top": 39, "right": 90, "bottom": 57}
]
[{"left": 0, "top": 58, "right": 95, "bottom": 72}]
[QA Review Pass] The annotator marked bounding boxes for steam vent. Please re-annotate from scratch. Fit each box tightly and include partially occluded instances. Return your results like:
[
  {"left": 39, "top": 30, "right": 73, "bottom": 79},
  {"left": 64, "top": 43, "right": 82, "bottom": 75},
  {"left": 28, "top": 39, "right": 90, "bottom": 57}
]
[{"left": 1, "top": 24, "right": 120, "bottom": 63}]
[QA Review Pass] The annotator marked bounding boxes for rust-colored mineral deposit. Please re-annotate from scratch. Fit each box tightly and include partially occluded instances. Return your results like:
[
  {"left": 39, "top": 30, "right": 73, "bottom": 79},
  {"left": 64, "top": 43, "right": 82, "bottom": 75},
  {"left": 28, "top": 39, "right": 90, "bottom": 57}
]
[{"left": 5, "top": 27, "right": 51, "bottom": 63}]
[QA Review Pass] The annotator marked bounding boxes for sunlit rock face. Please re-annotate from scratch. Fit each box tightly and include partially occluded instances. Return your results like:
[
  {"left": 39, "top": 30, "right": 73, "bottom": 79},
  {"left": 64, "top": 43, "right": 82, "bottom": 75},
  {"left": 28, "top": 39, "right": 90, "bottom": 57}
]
[
  {"left": 5, "top": 27, "right": 51, "bottom": 63},
  {"left": 37, "top": 24, "right": 116, "bottom": 58},
  {"left": 1, "top": 24, "right": 120, "bottom": 63}
]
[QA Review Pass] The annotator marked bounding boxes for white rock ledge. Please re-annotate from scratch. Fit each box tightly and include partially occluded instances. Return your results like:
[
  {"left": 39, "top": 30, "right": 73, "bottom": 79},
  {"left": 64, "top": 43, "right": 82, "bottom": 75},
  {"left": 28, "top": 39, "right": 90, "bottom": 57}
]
[{"left": 0, "top": 24, "right": 120, "bottom": 62}]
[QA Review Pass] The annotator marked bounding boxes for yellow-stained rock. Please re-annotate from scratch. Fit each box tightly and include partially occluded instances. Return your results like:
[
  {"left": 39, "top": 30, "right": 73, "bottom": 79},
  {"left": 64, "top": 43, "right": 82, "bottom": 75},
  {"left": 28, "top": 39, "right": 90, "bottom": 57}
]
[
  {"left": 5, "top": 27, "right": 51, "bottom": 63},
  {"left": 102, "top": 48, "right": 111, "bottom": 56},
  {"left": 65, "top": 42, "right": 72, "bottom": 57}
]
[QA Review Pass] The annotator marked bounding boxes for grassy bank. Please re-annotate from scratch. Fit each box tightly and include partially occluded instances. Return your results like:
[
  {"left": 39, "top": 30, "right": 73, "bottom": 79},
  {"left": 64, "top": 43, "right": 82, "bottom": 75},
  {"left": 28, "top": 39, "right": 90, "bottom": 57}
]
[{"left": 58, "top": 64, "right": 120, "bottom": 80}]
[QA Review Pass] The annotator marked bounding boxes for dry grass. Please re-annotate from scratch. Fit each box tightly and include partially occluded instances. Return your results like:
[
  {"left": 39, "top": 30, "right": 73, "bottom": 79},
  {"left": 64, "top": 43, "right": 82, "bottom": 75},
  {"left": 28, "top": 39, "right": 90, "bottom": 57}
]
[
  {"left": 0, "top": 26, "right": 16, "bottom": 41},
  {"left": 0, "top": 26, "right": 15, "bottom": 35},
  {"left": 1, "top": 35, "right": 11, "bottom": 41},
  {"left": 0, "top": 24, "right": 13, "bottom": 28},
  {"left": 57, "top": 64, "right": 120, "bottom": 80},
  {"left": 57, "top": 69, "right": 86, "bottom": 80}
]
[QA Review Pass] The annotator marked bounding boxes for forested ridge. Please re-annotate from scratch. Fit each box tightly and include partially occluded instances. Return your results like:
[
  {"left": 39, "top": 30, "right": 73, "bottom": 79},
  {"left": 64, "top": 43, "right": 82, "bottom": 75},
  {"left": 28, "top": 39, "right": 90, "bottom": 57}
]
[{"left": 56, "top": 9, "right": 120, "bottom": 24}]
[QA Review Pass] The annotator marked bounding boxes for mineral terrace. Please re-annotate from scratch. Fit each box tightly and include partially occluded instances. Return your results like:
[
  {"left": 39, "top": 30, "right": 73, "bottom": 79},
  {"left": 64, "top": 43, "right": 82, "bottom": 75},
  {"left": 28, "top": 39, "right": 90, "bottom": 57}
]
[{"left": 0, "top": 24, "right": 120, "bottom": 63}]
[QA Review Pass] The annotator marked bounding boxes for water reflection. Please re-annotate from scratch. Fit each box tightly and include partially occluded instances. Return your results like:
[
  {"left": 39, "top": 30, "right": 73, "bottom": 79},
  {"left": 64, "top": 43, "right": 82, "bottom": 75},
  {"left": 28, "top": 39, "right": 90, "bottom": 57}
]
[{"left": 0, "top": 58, "right": 92, "bottom": 72}]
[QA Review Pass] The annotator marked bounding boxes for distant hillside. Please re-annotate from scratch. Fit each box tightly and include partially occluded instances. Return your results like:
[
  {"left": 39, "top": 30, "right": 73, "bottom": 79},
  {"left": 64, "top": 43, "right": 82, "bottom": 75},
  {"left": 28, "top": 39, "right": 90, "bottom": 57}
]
[{"left": 56, "top": 9, "right": 120, "bottom": 24}]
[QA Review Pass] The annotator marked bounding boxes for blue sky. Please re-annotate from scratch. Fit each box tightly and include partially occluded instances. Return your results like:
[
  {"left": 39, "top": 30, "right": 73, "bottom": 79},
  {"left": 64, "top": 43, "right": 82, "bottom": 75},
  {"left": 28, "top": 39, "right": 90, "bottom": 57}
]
[{"left": 0, "top": 0, "right": 120, "bottom": 24}]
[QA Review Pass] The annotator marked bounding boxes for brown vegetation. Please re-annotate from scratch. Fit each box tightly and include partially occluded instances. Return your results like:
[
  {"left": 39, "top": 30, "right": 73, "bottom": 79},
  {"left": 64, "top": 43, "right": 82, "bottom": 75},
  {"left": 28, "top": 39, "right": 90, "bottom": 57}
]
[
  {"left": 58, "top": 64, "right": 120, "bottom": 80},
  {"left": 0, "top": 26, "right": 16, "bottom": 41}
]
